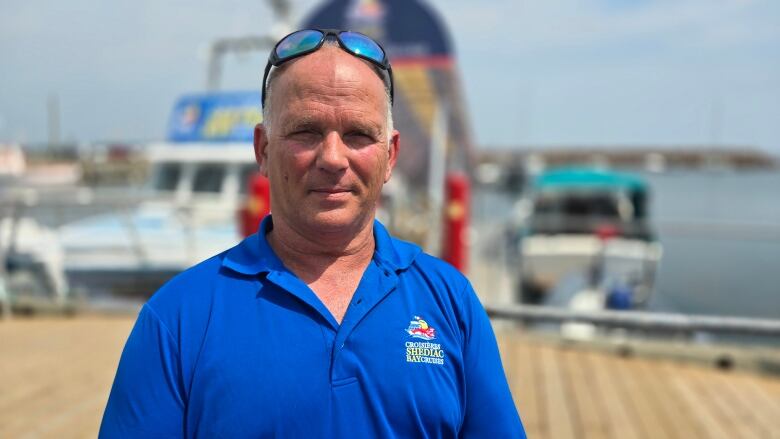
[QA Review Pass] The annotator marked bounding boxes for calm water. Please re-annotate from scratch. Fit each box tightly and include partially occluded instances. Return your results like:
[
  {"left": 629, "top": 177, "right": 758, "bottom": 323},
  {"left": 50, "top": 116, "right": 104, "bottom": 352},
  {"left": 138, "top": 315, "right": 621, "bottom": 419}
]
[{"left": 643, "top": 170, "right": 780, "bottom": 319}]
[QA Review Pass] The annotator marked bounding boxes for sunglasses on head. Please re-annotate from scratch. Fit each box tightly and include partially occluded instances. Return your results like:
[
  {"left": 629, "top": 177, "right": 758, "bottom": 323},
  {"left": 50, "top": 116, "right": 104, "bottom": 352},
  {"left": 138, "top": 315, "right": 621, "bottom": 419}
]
[{"left": 261, "top": 29, "right": 394, "bottom": 108}]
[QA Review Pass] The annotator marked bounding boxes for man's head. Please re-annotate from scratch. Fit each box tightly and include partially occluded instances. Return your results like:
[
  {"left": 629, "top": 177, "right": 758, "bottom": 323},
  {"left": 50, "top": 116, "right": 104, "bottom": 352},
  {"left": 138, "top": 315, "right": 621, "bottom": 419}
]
[
  {"left": 253, "top": 38, "right": 400, "bottom": 238},
  {"left": 262, "top": 39, "right": 394, "bottom": 139}
]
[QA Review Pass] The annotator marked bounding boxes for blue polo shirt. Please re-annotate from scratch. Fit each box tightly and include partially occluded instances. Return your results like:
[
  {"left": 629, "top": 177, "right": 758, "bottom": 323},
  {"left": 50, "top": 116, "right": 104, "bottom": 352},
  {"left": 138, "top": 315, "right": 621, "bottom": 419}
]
[{"left": 100, "top": 217, "right": 525, "bottom": 438}]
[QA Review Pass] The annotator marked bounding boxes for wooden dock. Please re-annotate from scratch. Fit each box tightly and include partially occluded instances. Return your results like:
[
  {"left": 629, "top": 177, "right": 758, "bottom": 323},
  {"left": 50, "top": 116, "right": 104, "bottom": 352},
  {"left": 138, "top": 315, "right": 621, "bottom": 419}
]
[
  {"left": 1, "top": 316, "right": 779, "bottom": 438},
  {"left": 498, "top": 333, "right": 780, "bottom": 438}
]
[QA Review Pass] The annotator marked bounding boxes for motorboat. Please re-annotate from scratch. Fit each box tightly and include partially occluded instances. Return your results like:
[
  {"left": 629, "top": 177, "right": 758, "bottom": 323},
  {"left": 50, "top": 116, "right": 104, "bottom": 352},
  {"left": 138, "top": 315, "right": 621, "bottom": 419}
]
[
  {"left": 514, "top": 167, "right": 663, "bottom": 306},
  {"left": 59, "top": 92, "right": 259, "bottom": 297}
]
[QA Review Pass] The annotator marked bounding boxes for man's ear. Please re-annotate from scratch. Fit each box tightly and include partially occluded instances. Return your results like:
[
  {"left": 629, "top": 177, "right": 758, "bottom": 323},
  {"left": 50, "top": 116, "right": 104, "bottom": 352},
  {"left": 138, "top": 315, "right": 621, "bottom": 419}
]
[
  {"left": 254, "top": 123, "right": 269, "bottom": 177},
  {"left": 384, "top": 129, "right": 400, "bottom": 183}
]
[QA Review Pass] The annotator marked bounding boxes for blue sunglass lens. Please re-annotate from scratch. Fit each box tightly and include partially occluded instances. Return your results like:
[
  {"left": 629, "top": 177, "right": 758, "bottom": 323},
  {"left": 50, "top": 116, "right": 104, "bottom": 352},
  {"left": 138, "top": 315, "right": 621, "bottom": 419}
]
[
  {"left": 275, "top": 30, "right": 323, "bottom": 59},
  {"left": 339, "top": 32, "right": 385, "bottom": 64}
]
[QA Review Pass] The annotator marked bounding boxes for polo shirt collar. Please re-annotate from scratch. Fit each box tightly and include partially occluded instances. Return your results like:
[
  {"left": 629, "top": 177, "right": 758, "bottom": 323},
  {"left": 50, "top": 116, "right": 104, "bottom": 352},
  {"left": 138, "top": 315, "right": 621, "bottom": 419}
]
[
  {"left": 372, "top": 218, "right": 420, "bottom": 272},
  {"left": 221, "top": 215, "right": 284, "bottom": 276},
  {"left": 221, "top": 215, "right": 421, "bottom": 276}
]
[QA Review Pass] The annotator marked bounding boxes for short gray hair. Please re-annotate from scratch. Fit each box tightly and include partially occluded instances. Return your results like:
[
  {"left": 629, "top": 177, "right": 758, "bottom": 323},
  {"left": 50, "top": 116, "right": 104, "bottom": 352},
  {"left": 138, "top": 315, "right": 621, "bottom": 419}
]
[{"left": 262, "top": 41, "right": 394, "bottom": 143}]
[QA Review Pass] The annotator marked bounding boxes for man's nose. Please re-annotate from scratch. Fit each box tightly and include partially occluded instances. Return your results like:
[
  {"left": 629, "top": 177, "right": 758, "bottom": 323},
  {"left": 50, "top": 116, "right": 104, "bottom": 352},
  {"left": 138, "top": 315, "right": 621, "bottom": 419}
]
[{"left": 317, "top": 132, "right": 349, "bottom": 173}]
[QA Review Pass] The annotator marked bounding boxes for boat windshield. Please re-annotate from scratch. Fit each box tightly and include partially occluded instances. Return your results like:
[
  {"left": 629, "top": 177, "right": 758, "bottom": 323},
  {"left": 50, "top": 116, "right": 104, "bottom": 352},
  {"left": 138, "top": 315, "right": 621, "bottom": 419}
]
[
  {"left": 535, "top": 192, "right": 620, "bottom": 218},
  {"left": 192, "top": 163, "right": 226, "bottom": 193},
  {"left": 151, "top": 162, "right": 182, "bottom": 192},
  {"left": 530, "top": 190, "right": 652, "bottom": 239}
]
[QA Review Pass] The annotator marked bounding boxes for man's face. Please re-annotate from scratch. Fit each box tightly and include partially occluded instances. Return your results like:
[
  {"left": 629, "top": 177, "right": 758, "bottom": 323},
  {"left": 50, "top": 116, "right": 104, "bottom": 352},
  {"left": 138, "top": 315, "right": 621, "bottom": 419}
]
[{"left": 254, "top": 47, "right": 399, "bottom": 237}]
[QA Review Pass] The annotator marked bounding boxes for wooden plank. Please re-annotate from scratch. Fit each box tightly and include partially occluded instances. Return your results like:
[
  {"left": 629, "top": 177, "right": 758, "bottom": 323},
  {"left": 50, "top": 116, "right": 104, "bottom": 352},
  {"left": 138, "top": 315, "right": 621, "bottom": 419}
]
[
  {"left": 514, "top": 339, "right": 549, "bottom": 439},
  {"left": 631, "top": 358, "right": 706, "bottom": 439},
  {"left": 500, "top": 334, "right": 542, "bottom": 436},
  {"left": 555, "top": 348, "right": 585, "bottom": 436},
  {"left": 559, "top": 347, "right": 609, "bottom": 438},
  {"left": 529, "top": 339, "right": 550, "bottom": 438},
  {"left": 604, "top": 355, "right": 649, "bottom": 437},
  {"left": 20, "top": 392, "right": 108, "bottom": 439},
  {"left": 621, "top": 357, "right": 677, "bottom": 438},
  {"left": 671, "top": 363, "right": 735, "bottom": 439},
  {"left": 539, "top": 344, "right": 578, "bottom": 439},
  {"left": 648, "top": 360, "right": 709, "bottom": 439},
  {"left": 585, "top": 347, "right": 643, "bottom": 439},
  {"left": 738, "top": 372, "right": 780, "bottom": 419},
  {"left": 689, "top": 366, "right": 763, "bottom": 438},
  {"left": 0, "top": 317, "right": 130, "bottom": 439},
  {"left": 707, "top": 369, "right": 776, "bottom": 438},
  {"left": 524, "top": 341, "right": 548, "bottom": 438},
  {"left": 721, "top": 373, "right": 780, "bottom": 438}
]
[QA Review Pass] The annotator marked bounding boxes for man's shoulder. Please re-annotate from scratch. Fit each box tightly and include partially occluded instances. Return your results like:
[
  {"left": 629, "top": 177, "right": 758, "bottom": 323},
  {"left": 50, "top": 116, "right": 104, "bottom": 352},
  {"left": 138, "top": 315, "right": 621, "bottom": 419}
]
[
  {"left": 143, "top": 253, "right": 221, "bottom": 315},
  {"left": 408, "top": 252, "right": 472, "bottom": 306},
  {"left": 378, "top": 225, "right": 470, "bottom": 292},
  {"left": 410, "top": 251, "right": 467, "bottom": 280},
  {"left": 375, "top": 221, "right": 462, "bottom": 283},
  {"left": 145, "top": 236, "right": 259, "bottom": 316}
]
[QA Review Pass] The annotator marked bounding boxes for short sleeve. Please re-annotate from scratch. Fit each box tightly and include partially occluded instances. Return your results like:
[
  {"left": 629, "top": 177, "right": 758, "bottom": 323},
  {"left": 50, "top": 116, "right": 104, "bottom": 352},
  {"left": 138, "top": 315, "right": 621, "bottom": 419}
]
[
  {"left": 99, "top": 305, "right": 186, "bottom": 438},
  {"left": 459, "top": 283, "right": 527, "bottom": 438}
]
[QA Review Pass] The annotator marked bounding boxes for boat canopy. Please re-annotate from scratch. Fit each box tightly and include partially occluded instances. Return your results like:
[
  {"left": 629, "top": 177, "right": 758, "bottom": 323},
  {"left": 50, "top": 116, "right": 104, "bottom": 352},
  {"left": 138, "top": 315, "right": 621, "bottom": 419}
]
[{"left": 534, "top": 167, "right": 647, "bottom": 193}]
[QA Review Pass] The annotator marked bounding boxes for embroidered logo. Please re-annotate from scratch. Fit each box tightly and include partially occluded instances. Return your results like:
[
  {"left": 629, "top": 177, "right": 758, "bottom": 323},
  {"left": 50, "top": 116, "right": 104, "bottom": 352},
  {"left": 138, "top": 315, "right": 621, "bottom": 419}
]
[
  {"left": 406, "top": 315, "right": 436, "bottom": 340},
  {"left": 405, "top": 316, "right": 445, "bottom": 365}
]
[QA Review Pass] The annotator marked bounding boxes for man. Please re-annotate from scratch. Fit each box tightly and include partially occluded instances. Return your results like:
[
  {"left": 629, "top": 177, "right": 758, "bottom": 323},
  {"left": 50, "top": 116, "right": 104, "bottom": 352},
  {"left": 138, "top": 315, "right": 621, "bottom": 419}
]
[{"left": 100, "top": 29, "right": 525, "bottom": 438}]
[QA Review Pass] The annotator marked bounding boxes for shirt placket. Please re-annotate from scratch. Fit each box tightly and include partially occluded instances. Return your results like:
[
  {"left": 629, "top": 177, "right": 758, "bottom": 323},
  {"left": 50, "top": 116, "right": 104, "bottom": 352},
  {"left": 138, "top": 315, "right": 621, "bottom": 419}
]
[{"left": 330, "top": 259, "right": 398, "bottom": 383}]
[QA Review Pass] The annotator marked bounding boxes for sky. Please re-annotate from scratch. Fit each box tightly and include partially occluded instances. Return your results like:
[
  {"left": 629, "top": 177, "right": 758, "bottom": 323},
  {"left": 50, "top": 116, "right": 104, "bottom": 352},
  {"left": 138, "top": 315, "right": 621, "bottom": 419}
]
[{"left": 1, "top": 0, "right": 779, "bottom": 153}]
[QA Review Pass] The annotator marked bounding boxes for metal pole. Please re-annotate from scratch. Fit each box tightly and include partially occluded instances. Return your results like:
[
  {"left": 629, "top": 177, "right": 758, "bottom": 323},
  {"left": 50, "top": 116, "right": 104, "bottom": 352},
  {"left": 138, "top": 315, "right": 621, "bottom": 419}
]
[
  {"left": 203, "top": 0, "right": 291, "bottom": 90},
  {"left": 204, "top": 36, "right": 278, "bottom": 91},
  {"left": 0, "top": 208, "right": 10, "bottom": 319},
  {"left": 206, "top": 45, "right": 223, "bottom": 91},
  {"left": 47, "top": 93, "right": 61, "bottom": 149}
]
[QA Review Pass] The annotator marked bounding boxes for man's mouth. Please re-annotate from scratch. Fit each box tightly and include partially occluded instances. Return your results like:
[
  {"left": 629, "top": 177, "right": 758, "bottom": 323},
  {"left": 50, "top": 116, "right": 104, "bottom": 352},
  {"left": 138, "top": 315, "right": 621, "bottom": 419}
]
[
  {"left": 310, "top": 187, "right": 352, "bottom": 194},
  {"left": 309, "top": 187, "right": 354, "bottom": 199}
]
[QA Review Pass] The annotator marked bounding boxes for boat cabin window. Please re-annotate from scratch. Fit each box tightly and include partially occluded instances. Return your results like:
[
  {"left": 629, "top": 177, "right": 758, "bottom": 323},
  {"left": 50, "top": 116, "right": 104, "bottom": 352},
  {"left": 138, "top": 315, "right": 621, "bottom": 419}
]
[
  {"left": 192, "top": 164, "right": 226, "bottom": 193},
  {"left": 531, "top": 190, "right": 651, "bottom": 239},
  {"left": 152, "top": 162, "right": 182, "bottom": 192},
  {"left": 534, "top": 192, "right": 620, "bottom": 219},
  {"left": 568, "top": 193, "right": 618, "bottom": 218}
]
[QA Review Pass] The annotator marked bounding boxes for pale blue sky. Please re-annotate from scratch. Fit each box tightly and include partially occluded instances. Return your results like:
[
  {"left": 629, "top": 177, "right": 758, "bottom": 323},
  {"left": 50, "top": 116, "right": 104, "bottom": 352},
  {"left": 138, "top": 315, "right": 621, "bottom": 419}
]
[{"left": 1, "top": 0, "right": 778, "bottom": 153}]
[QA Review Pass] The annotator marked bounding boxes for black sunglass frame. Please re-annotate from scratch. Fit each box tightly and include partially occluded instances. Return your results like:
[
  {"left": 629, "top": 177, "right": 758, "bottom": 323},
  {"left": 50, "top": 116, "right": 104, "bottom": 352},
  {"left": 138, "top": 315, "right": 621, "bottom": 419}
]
[{"left": 261, "top": 28, "right": 394, "bottom": 108}]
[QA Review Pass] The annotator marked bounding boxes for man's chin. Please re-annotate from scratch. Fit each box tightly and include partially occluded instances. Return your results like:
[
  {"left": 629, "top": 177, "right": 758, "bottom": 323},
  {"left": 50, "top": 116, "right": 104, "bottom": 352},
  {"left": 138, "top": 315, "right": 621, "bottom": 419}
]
[{"left": 306, "top": 210, "right": 371, "bottom": 233}]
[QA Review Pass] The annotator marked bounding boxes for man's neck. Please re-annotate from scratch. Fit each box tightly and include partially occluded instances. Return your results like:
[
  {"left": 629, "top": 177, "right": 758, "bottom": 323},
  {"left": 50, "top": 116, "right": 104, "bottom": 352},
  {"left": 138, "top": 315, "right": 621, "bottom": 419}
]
[{"left": 266, "top": 218, "right": 376, "bottom": 284}]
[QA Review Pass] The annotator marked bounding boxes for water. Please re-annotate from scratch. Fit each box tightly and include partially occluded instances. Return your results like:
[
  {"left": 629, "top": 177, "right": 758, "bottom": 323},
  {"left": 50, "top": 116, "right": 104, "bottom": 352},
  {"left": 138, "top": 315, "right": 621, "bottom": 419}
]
[{"left": 643, "top": 170, "right": 780, "bottom": 320}]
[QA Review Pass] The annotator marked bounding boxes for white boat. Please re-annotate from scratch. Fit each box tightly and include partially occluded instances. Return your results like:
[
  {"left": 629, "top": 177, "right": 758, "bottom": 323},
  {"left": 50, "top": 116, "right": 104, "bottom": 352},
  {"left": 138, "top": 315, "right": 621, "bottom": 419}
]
[
  {"left": 59, "top": 93, "right": 259, "bottom": 297},
  {"left": 515, "top": 167, "right": 663, "bottom": 306}
]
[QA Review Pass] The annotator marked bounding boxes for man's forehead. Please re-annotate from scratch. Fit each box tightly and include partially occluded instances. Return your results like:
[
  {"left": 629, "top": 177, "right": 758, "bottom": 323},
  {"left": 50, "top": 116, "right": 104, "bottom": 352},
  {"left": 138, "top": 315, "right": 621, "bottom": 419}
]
[{"left": 271, "top": 47, "right": 387, "bottom": 102}]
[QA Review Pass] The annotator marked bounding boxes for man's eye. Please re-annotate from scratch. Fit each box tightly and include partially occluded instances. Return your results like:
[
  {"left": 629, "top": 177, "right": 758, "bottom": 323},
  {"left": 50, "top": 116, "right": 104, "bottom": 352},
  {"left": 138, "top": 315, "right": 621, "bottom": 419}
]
[
  {"left": 288, "top": 129, "right": 320, "bottom": 140},
  {"left": 292, "top": 128, "right": 315, "bottom": 135},
  {"left": 345, "top": 132, "right": 376, "bottom": 144}
]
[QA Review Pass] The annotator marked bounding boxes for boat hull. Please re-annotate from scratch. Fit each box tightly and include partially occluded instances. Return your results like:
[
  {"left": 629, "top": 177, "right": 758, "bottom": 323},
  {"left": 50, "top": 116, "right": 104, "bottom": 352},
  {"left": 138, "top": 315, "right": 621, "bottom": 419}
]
[{"left": 518, "top": 234, "right": 663, "bottom": 303}]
